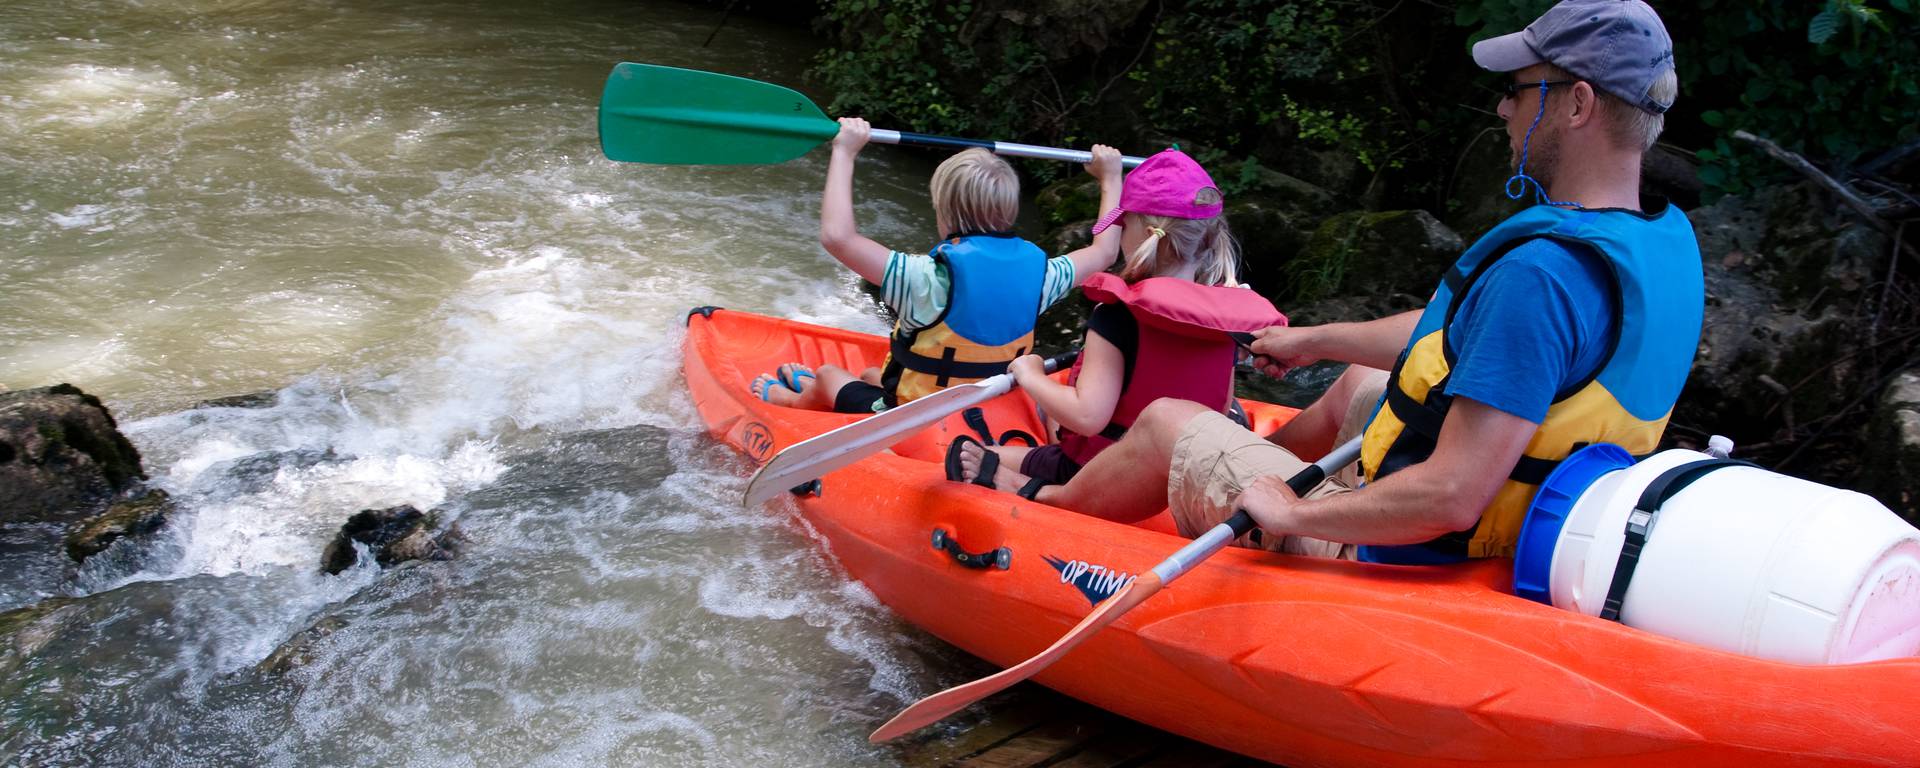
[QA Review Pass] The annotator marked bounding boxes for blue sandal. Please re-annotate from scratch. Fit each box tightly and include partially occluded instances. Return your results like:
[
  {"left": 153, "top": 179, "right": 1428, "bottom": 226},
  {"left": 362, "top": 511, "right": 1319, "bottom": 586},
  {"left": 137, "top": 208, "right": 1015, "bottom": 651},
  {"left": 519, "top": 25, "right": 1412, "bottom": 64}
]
[
  {"left": 751, "top": 374, "right": 788, "bottom": 402},
  {"left": 776, "top": 364, "right": 815, "bottom": 392}
]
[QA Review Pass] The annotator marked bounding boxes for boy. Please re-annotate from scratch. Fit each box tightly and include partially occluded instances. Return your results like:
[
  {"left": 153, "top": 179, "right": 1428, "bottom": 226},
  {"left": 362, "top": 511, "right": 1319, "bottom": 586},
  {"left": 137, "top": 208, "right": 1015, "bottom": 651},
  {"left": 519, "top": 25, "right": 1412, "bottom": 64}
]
[{"left": 753, "top": 118, "right": 1124, "bottom": 413}]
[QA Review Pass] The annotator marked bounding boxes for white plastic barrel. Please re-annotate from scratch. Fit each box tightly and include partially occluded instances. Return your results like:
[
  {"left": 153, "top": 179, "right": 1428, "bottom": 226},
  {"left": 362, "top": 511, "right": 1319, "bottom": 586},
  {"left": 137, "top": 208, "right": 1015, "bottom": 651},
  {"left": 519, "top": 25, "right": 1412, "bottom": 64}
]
[{"left": 1538, "top": 448, "right": 1920, "bottom": 664}]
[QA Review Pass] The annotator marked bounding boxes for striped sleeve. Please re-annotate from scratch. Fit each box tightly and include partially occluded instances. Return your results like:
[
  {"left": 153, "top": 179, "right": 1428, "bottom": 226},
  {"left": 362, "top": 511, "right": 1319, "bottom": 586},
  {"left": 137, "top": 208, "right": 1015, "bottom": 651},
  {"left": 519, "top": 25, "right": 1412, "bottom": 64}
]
[
  {"left": 1038, "top": 255, "right": 1078, "bottom": 310},
  {"left": 880, "top": 250, "right": 947, "bottom": 331}
]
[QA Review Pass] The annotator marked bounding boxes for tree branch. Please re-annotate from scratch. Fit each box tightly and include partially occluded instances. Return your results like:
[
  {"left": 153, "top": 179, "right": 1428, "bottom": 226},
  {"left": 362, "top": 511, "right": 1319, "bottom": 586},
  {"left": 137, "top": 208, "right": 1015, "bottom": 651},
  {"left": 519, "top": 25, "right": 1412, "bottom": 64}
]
[
  {"left": 1732, "top": 129, "right": 1890, "bottom": 235},
  {"left": 1734, "top": 130, "right": 1920, "bottom": 267}
]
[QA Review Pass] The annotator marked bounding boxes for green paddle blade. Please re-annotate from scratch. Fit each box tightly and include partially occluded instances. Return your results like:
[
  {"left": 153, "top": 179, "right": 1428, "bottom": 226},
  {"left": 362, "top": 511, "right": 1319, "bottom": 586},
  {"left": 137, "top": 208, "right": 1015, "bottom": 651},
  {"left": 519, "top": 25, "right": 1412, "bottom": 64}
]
[{"left": 598, "top": 63, "right": 841, "bottom": 165}]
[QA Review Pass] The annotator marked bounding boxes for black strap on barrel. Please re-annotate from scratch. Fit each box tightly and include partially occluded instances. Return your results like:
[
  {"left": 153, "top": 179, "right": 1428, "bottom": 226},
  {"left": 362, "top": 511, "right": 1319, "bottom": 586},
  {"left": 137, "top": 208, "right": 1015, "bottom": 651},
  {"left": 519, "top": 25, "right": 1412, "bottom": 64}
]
[{"left": 1599, "top": 458, "right": 1756, "bottom": 622}]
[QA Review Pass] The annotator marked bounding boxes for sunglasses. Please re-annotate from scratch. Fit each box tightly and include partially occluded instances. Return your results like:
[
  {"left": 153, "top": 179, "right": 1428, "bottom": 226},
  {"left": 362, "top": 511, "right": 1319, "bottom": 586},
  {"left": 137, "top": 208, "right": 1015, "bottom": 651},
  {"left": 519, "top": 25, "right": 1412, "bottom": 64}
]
[{"left": 1500, "top": 79, "right": 1579, "bottom": 99}]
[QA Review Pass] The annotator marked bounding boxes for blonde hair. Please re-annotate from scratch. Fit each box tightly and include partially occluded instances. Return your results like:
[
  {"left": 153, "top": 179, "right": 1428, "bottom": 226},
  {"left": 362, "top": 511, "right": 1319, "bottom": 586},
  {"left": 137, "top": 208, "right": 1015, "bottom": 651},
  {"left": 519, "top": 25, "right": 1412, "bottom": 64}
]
[
  {"left": 929, "top": 148, "right": 1020, "bottom": 236},
  {"left": 1610, "top": 67, "right": 1677, "bottom": 152},
  {"left": 1116, "top": 209, "right": 1240, "bottom": 287},
  {"left": 1542, "top": 64, "right": 1675, "bottom": 153}
]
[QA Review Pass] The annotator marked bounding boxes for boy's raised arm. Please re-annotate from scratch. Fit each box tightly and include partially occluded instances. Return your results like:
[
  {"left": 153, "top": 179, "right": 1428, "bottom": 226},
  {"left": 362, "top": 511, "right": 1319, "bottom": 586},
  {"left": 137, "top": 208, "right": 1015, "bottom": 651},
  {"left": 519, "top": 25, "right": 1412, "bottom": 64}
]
[
  {"left": 818, "top": 117, "right": 893, "bottom": 286},
  {"left": 1062, "top": 145, "right": 1125, "bottom": 284}
]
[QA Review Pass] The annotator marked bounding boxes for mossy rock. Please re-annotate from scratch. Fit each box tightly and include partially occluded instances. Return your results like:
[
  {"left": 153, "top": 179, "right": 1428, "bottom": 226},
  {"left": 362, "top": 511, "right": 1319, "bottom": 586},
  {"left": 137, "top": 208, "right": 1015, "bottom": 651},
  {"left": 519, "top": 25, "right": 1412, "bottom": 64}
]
[
  {"left": 1235, "top": 165, "right": 1341, "bottom": 219},
  {"left": 320, "top": 505, "right": 462, "bottom": 575},
  {"left": 0, "top": 384, "right": 146, "bottom": 523},
  {"left": 65, "top": 489, "right": 172, "bottom": 563},
  {"left": 0, "top": 598, "right": 88, "bottom": 679},
  {"left": 1284, "top": 210, "right": 1463, "bottom": 305},
  {"left": 1041, "top": 220, "right": 1093, "bottom": 256},
  {"left": 1228, "top": 195, "right": 1317, "bottom": 296},
  {"left": 1440, "top": 128, "right": 1525, "bottom": 243},
  {"left": 1676, "top": 184, "right": 1886, "bottom": 449},
  {"left": 1035, "top": 178, "right": 1102, "bottom": 229},
  {"left": 1857, "top": 370, "right": 1920, "bottom": 524},
  {"left": 256, "top": 615, "right": 349, "bottom": 676},
  {"left": 192, "top": 391, "right": 278, "bottom": 410}
]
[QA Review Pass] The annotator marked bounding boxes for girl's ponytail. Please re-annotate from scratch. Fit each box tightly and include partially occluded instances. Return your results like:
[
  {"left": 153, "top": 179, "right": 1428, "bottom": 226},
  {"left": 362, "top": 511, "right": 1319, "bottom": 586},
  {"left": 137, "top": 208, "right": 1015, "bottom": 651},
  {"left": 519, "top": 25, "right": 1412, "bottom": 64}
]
[
  {"left": 1116, "top": 222, "right": 1168, "bottom": 282},
  {"left": 1197, "top": 216, "right": 1241, "bottom": 287},
  {"left": 1115, "top": 213, "right": 1243, "bottom": 287}
]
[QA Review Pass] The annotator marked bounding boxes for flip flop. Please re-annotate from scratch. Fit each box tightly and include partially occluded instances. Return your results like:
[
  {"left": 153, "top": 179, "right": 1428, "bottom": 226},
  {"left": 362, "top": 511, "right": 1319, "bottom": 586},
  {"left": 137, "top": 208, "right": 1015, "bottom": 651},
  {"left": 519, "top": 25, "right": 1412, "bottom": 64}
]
[
  {"left": 942, "top": 435, "right": 999, "bottom": 488},
  {"left": 750, "top": 374, "right": 787, "bottom": 402},
  {"left": 776, "top": 364, "right": 815, "bottom": 393}
]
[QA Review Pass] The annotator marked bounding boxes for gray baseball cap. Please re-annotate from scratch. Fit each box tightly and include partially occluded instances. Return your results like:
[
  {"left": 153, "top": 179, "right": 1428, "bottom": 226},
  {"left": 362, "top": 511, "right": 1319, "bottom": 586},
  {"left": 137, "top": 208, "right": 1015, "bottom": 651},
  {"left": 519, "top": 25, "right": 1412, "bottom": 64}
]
[{"left": 1472, "top": 0, "right": 1676, "bottom": 114}]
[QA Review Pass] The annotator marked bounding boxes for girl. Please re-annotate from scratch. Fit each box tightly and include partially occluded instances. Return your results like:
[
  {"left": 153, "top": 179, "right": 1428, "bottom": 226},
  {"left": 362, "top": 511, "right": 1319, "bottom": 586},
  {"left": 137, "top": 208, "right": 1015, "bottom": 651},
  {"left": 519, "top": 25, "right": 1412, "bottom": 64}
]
[{"left": 948, "top": 149, "right": 1286, "bottom": 506}]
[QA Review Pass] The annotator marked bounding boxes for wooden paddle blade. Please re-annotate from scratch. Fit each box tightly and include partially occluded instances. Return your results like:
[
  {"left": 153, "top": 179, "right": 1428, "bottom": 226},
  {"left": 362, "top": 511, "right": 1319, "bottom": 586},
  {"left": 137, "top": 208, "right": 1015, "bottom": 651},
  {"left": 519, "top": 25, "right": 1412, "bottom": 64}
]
[
  {"left": 868, "top": 571, "right": 1166, "bottom": 742},
  {"left": 742, "top": 375, "right": 1014, "bottom": 507},
  {"left": 597, "top": 62, "right": 839, "bottom": 165}
]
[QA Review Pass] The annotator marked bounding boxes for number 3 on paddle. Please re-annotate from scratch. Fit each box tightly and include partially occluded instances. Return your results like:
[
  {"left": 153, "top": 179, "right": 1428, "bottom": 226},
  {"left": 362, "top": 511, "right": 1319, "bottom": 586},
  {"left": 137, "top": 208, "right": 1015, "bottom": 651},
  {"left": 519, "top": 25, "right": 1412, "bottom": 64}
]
[{"left": 597, "top": 63, "right": 1145, "bottom": 168}]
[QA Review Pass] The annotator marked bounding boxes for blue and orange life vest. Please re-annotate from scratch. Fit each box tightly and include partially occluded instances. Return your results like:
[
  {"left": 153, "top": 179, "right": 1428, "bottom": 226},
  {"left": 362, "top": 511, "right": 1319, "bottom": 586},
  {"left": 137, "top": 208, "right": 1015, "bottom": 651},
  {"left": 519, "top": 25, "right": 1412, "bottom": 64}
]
[
  {"left": 1359, "top": 202, "right": 1703, "bottom": 559},
  {"left": 881, "top": 233, "right": 1048, "bottom": 403},
  {"left": 1057, "top": 273, "right": 1287, "bottom": 465}
]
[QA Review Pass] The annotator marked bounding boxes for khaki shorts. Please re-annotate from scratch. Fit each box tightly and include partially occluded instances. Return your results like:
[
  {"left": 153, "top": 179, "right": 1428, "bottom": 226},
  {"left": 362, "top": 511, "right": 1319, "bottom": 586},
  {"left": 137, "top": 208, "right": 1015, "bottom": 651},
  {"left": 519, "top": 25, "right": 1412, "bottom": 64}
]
[
  {"left": 1166, "top": 369, "right": 1387, "bottom": 559},
  {"left": 1167, "top": 411, "right": 1356, "bottom": 558}
]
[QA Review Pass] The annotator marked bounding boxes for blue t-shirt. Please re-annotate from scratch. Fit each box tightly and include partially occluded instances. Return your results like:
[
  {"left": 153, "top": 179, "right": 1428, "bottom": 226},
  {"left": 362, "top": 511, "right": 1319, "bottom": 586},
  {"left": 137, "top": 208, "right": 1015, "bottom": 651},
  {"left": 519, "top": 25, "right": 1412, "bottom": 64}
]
[
  {"left": 1356, "top": 237, "right": 1617, "bottom": 565},
  {"left": 1440, "top": 238, "right": 1618, "bottom": 422}
]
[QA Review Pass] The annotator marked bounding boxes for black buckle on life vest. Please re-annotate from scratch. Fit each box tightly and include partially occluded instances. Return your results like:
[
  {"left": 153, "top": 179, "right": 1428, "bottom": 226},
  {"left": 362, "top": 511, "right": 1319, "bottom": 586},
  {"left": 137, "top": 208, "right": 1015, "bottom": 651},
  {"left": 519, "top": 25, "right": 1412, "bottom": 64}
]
[
  {"left": 888, "top": 334, "right": 1018, "bottom": 382},
  {"left": 1599, "top": 458, "right": 1755, "bottom": 622}
]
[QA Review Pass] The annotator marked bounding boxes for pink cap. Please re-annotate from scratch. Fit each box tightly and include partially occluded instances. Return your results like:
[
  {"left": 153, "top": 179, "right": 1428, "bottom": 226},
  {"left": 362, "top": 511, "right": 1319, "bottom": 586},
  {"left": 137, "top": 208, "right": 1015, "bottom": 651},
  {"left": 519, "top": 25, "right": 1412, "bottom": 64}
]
[{"left": 1090, "top": 148, "right": 1224, "bottom": 235}]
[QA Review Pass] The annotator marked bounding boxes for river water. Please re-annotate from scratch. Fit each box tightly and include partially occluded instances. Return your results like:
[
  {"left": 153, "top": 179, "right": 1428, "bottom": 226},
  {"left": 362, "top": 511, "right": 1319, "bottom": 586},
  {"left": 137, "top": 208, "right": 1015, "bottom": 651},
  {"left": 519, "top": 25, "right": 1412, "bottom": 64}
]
[{"left": 0, "top": 1, "right": 1020, "bottom": 764}]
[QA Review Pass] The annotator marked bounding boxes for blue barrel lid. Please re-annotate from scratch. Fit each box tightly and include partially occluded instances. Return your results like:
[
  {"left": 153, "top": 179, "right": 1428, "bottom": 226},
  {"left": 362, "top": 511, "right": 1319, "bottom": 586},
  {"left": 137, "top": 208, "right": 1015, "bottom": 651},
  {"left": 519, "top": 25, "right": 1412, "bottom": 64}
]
[{"left": 1513, "top": 443, "right": 1636, "bottom": 604}]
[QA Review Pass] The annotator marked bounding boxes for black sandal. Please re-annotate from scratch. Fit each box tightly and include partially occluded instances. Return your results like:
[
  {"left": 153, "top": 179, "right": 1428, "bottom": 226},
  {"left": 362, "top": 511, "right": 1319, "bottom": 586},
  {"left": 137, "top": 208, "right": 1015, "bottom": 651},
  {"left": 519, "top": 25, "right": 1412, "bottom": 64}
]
[
  {"left": 1015, "top": 477, "right": 1052, "bottom": 501},
  {"left": 962, "top": 405, "right": 1040, "bottom": 447},
  {"left": 943, "top": 435, "right": 999, "bottom": 488},
  {"left": 961, "top": 407, "right": 996, "bottom": 445},
  {"left": 997, "top": 429, "right": 1038, "bottom": 447}
]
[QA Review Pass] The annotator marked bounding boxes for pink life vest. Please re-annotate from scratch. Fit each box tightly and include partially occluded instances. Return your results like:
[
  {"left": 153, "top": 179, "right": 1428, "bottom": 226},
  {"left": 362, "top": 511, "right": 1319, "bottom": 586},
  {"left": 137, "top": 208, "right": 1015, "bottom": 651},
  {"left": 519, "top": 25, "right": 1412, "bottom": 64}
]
[{"left": 1056, "top": 273, "right": 1288, "bottom": 465}]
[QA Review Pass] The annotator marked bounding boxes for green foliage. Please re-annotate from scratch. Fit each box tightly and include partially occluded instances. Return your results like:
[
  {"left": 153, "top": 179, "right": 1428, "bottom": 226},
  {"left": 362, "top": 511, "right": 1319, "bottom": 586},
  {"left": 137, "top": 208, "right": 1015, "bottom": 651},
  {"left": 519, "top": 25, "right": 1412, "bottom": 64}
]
[
  {"left": 811, "top": 0, "right": 1407, "bottom": 185},
  {"left": 1129, "top": 1, "right": 1397, "bottom": 170},
  {"left": 813, "top": 0, "right": 1917, "bottom": 206},
  {"left": 1457, "top": 0, "right": 1920, "bottom": 197},
  {"left": 811, "top": 0, "right": 1032, "bottom": 143}
]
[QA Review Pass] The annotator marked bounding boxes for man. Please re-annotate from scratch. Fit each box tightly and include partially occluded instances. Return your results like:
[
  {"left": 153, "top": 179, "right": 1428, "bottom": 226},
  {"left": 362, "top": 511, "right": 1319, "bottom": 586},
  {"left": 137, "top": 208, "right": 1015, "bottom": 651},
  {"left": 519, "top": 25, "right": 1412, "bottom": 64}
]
[{"left": 959, "top": 0, "right": 1703, "bottom": 564}]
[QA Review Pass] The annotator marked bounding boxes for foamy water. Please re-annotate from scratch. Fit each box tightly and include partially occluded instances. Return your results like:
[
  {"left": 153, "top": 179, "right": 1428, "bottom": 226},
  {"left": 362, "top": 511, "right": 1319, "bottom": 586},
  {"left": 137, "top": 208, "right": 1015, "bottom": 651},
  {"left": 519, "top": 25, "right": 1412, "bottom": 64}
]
[{"left": 0, "top": 1, "right": 985, "bottom": 765}]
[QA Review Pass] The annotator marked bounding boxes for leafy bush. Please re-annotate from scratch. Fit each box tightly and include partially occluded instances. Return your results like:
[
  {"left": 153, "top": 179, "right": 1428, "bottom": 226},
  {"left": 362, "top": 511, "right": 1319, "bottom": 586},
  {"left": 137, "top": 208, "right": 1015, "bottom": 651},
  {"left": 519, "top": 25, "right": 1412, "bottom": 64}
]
[
  {"left": 812, "top": 0, "right": 1917, "bottom": 202},
  {"left": 811, "top": 0, "right": 1418, "bottom": 186},
  {"left": 1458, "top": 0, "right": 1920, "bottom": 196},
  {"left": 811, "top": 0, "right": 1032, "bottom": 143}
]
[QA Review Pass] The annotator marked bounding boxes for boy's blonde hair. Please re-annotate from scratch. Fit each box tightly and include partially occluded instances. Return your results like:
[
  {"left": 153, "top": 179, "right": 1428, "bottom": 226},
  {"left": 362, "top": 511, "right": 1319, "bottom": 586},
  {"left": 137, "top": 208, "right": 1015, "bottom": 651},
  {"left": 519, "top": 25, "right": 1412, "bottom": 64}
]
[
  {"left": 1116, "top": 209, "right": 1240, "bottom": 288},
  {"left": 930, "top": 148, "right": 1020, "bottom": 236}
]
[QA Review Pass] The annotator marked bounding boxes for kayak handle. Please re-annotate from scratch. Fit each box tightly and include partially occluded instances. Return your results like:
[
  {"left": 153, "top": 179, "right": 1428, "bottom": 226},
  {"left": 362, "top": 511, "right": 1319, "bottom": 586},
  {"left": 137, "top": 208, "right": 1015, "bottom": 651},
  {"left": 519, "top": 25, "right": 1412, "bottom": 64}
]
[{"left": 931, "top": 528, "right": 1011, "bottom": 571}]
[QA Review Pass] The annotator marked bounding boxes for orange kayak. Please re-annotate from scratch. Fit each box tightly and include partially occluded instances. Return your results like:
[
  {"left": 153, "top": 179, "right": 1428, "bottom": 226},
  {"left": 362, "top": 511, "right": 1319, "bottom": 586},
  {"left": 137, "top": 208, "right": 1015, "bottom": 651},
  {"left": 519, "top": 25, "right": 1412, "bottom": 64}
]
[{"left": 683, "top": 307, "right": 1920, "bottom": 767}]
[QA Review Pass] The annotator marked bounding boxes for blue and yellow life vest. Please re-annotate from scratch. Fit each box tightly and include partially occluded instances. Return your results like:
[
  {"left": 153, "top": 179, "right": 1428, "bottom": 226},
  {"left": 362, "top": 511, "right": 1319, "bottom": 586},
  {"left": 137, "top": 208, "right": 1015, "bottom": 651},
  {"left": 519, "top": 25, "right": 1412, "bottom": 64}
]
[
  {"left": 881, "top": 232, "right": 1048, "bottom": 403},
  {"left": 1359, "top": 202, "right": 1703, "bottom": 559}
]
